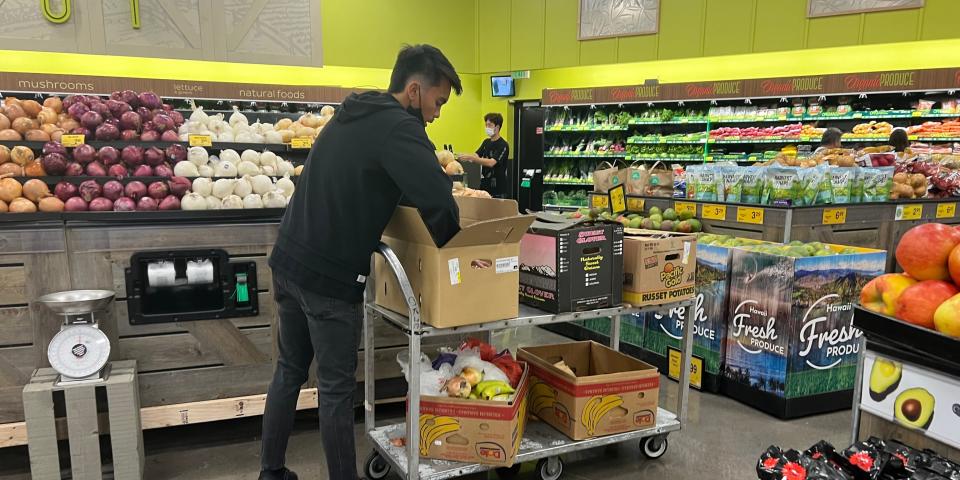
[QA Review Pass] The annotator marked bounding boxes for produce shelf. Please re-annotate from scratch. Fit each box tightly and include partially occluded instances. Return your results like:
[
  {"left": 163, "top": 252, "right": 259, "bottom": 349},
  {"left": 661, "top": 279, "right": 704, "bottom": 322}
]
[
  {"left": 852, "top": 307, "right": 960, "bottom": 377},
  {"left": 367, "top": 411, "right": 681, "bottom": 480},
  {"left": 542, "top": 204, "right": 583, "bottom": 211},
  {"left": 626, "top": 139, "right": 707, "bottom": 145},
  {"left": 543, "top": 181, "right": 592, "bottom": 186},
  {"left": 0, "top": 208, "right": 285, "bottom": 224},
  {"left": 544, "top": 125, "right": 631, "bottom": 132},
  {"left": 0, "top": 140, "right": 298, "bottom": 153},
  {"left": 543, "top": 153, "right": 627, "bottom": 158}
]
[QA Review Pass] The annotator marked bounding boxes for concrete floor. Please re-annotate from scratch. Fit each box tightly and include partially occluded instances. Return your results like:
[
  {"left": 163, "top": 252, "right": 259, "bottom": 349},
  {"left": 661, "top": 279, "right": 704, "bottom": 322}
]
[{"left": 0, "top": 328, "right": 852, "bottom": 479}]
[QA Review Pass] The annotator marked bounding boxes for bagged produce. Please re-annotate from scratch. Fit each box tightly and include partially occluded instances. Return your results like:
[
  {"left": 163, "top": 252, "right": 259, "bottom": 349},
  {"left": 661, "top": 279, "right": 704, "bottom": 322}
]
[
  {"left": 644, "top": 161, "right": 674, "bottom": 197},
  {"left": 686, "top": 164, "right": 719, "bottom": 201},
  {"left": 800, "top": 163, "right": 831, "bottom": 206},
  {"left": 860, "top": 166, "right": 894, "bottom": 202},
  {"left": 720, "top": 165, "right": 745, "bottom": 203},
  {"left": 830, "top": 167, "right": 856, "bottom": 204},
  {"left": 740, "top": 167, "right": 765, "bottom": 204},
  {"left": 592, "top": 161, "right": 622, "bottom": 193},
  {"left": 620, "top": 161, "right": 648, "bottom": 195},
  {"left": 763, "top": 166, "right": 802, "bottom": 206}
]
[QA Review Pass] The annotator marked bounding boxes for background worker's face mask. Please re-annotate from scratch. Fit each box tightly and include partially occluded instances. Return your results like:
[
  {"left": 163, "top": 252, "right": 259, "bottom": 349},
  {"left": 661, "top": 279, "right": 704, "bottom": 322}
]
[{"left": 485, "top": 126, "right": 495, "bottom": 137}]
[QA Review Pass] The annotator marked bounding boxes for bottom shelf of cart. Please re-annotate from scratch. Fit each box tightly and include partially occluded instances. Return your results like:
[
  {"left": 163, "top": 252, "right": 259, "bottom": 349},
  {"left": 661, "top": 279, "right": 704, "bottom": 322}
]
[{"left": 368, "top": 408, "right": 680, "bottom": 480}]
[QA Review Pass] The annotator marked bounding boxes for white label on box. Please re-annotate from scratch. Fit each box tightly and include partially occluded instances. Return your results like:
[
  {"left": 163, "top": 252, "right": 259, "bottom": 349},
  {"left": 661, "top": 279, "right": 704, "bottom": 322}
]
[
  {"left": 682, "top": 242, "right": 691, "bottom": 264},
  {"left": 496, "top": 256, "right": 519, "bottom": 274},
  {"left": 448, "top": 258, "right": 461, "bottom": 285}
]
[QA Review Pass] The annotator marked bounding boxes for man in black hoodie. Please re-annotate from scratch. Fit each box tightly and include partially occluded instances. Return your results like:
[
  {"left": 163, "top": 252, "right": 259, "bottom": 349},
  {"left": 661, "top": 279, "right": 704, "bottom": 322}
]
[{"left": 259, "top": 45, "right": 463, "bottom": 480}]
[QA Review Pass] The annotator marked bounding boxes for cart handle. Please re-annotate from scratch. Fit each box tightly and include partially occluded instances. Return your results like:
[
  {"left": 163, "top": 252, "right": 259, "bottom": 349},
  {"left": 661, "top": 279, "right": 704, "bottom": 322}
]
[{"left": 375, "top": 242, "right": 422, "bottom": 332}]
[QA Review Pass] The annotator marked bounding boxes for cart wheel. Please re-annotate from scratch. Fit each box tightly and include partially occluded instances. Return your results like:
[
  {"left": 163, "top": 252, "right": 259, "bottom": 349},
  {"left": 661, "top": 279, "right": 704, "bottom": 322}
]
[
  {"left": 495, "top": 464, "right": 522, "bottom": 479},
  {"left": 537, "top": 457, "right": 564, "bottom": 480},
  {"left": 364, "top": 451, "right": 391, "bottom": 480},
  {"left": 641, "top": 435, "right": 668, "bottom": 459}
]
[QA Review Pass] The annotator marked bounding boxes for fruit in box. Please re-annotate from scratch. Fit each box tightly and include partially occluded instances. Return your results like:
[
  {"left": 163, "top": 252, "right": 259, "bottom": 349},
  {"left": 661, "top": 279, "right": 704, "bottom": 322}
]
[
  {"left": 860, "top": 273, "right": 918, "bottom": 316},
  {"left": 894, "top": 280, "right": 958, "bottom": 329},
  {"left": 895, "top": 223, "right": 960, "bottom": 281},
  {"left": 932, "top": 292, "right": 960, "bottom": 339}
]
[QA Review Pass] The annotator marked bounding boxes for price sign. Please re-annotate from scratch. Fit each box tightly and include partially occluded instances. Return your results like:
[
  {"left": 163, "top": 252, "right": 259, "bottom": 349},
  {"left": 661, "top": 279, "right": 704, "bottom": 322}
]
[
  {"left": 61, "top": 134, "right": 85, "bottom": 147},
  {"left": 936, "top": 203, "right": 956, "bottom": 219},
  {"left": 626, "top": 197, "right": 644, "bottom": 212},
  {"left": 912, "top": 111, "right": 923, "bottom": 117},
  {"left": 609, "top": 185, "right": 627, "bottom": 215},
  {"left": 737, "top": 207, "right": 764, "bottom": 225},
  {"left": 591, "top": 194, "right": 609, "bottom": 209},
  {"left": 291, "top": 137, "right": 314, "bottom": 149},
  {"left": 822, "top": 208, "right": 847, "bottom": 225},
  {"left": 188, "top": 134, "right": 213, "bottom": 147},
  {"left": 702, "top": 204, "right": 726, "bottom": 220},
  {"left": 674, "top": 202, "right": 696, "bottom": 218},
  {"left": 895, "top": 204, "right": 923, "bottom": 221},
  {"left": 668, "top": 347, "right": 702, "bottom": 390}
]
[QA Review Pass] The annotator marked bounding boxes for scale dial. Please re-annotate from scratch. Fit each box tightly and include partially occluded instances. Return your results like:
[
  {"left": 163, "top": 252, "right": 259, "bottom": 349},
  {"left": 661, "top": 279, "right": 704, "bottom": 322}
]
[{"left": 47, "top": 325, "right": 110, "bottom": 379}]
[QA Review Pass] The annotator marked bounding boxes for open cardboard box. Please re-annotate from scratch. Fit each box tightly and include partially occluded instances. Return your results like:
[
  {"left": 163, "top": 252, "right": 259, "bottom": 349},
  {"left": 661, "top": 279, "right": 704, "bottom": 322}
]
[
  {"left": 622, "top": 229, "right": 696, "bottom": 307},
  {"left": 517, "top": 341, "right": 659, "bottom": 441},
  {"left": 376, "top": 197, "right": 534, "bottom": 328},
  {"left": 412, "top": 363, "right": 530, "bottom": 466}
]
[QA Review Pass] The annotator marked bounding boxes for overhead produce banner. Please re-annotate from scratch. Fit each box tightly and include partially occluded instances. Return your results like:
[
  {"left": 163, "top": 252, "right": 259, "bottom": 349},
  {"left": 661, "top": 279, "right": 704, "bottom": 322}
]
[
  {"left": 0, "top": 72, "right": 361, "bottom": 104},
  {"left": 542, "top": 67, "right": 960, "bottom": 105}
]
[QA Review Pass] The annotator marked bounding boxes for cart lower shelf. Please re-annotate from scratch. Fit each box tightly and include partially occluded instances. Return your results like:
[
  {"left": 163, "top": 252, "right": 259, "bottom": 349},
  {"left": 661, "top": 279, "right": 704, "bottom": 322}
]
[{"left": 367, "top": 408, "right": 680, "bottom": 480}]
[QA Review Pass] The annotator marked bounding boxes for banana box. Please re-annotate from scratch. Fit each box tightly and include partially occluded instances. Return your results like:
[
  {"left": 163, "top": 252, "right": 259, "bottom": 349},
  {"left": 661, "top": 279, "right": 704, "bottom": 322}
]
[
  {"left": 413, "top": 362, "right": 530, "bottom": 467},
  {"left": 518, "top": 341, "right": 660, "bottom": 440}
]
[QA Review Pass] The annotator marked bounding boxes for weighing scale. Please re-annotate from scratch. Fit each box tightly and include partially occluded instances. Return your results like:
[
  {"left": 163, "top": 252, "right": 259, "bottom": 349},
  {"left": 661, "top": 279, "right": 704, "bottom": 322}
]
[{"left": 37, "top": 289, "right": 116, "bottom": 385}]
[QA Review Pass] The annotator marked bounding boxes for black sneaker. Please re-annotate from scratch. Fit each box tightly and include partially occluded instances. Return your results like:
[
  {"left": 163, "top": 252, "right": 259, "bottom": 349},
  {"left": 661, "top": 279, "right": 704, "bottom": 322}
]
[{"left": 259, "top": 467, "right": 298, "bottom": 480}]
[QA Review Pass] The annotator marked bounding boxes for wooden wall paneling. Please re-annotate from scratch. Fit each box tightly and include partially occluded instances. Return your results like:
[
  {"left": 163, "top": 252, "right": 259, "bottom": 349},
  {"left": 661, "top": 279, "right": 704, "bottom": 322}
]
[
  {"left": 220, "top": 0, "right": 322, "bottom": 67},
  {"left": 117, "top": 327, "right": 272, "bottom": 373},
  {"left": 0, "top": 0, "right": 86, "bottom": 53},
  {"left": 0, "top": 307, "right": 32, "bottom": 347},
  {"left": 179, "top": 320, "right": 269, "bottom": 366}
]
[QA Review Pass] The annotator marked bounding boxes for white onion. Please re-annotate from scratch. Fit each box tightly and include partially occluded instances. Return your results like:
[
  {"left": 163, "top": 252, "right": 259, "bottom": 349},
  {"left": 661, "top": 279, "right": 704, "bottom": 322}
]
[
  {"left": 229, "top": 107, "right": 248, "bottom": 128},
  {"left": 217, "top": 131, "right": 235, "bottom": 142},
  {"left": 181, "top": 192, "right": 207, "bottom": 210},
  {"left": 251, "top": 174, "right": 274, "bottom": 195},
  {"left": 198, "top": 165, "right": 214, "bottom": 178},
  {"left": 219, "top": 149, "right": 241, "bottom": 165},
  {"left": 265, "top": 131, "right": 283, "bottom": 144},
  {"left": 234, "top": 175, "right": 253, "bottom": 197},
  {"left": 263, "top": 190, "right": 286, "bottom": 208},
  {"left": 237, "top": 160, "right": 260, "bottom": 176},
  {"left": 214, "top": 160, "right": 238, "bottom": 177},
  {"left": 277, "top": 160, "right": 295, "bottom": 176},
  {"left": 243, "top": 193, "right": 263, "bottom": 209},
  {"left": 221, "top": 194, "right": 243, "bottom": 209},
  {"left": 235, "top": 131, "right": 256, "bottom": 143},
  {"left": 174, "top": 161, "right": 200, "bottom": 177},
  {"left": 212, "top": 178, "right": 237, "bottom": 199},
  {"left": 191, "top": 177, "right": 213, "bottom": 196},
  {"left": 241, "top": 149, "right": 260, "bottom": 165},
  {"left": 261, "top": 165, "right": 276, "bottom": 176},
  {"left": 205, "top": 195, "right": 222, "bottom": 209},
  {"left": 188, "top": 147, "right": 209, "bottom": 167},
  {"left": 189, "top": 102, "right": 209, "bottom": 124},
  {"left": 259, "top": 151, "right": 278, "bottom": 168},
  {"left": 275, "top": 174, "right": 295, "bottom": 197}
]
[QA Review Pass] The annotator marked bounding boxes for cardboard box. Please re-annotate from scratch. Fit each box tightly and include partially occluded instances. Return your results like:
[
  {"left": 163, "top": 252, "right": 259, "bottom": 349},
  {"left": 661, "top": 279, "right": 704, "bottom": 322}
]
[
  {"left": 721, "top": 244, "right": 886, "bottom": 418},
  {"left": 376, "top": 197, "right": 534, "bottom": 328},
  {"left": 518, "top": 214, "right": 624, "bottom": 313},
  {"left": 517, "top": 341, "right": 660, "bottom": 441},
  {"left": 622, "top": 229, "right": 697, "bottom": 307},
  {"left": 414, "top": 363, "right": 530, "bottom": 467}
]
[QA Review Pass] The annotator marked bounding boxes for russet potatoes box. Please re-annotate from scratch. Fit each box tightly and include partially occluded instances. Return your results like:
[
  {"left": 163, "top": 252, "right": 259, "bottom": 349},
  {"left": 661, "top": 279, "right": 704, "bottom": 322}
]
[
  {"left": 518, "top": 341, "right": 660, "bottom": 441},
  {"left": 376, "top": 197, "right": 534, "bottom": 328},
  {"left": 622, "top": 229, "right": 697, "bottom": 307}
]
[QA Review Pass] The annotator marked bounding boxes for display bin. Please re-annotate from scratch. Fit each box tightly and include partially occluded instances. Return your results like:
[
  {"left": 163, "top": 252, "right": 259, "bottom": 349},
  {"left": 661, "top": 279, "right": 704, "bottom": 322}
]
[{"left": 850, "top": 307, "right": 960, "bottom": 460}]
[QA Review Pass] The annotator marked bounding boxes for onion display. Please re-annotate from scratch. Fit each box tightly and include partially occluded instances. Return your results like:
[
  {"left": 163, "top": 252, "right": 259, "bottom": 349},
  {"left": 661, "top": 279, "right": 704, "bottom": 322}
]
[
  {"left": 38, "top": 196, "right": 65, "bottom": 212},
  {"left": 55, "top": 181, "right": 78, "bottom": 201},
  {"left": 11, "top": 146, "right": 34, "bottom": 166},
  {"left": 154, "top": 163, "right": 173, "bottom": 178},
  {"left": 143, "top": 147, "right": 165, "bottom": 167},
  {"left": 121, "top": 130, "right": 138, "bottom": 141},
  {"left": 160, "top": 130, "right": 179, "bottom": 142},
  {"left": 167, "top": 176, "right": 191, "bottom": 197},
  {"left": 98, "top": 146, "right": 120, "bottom": 166},
  {"left": 41, "top": 153, "right": 68, "bottom": 176},
  {"left": 85, "top": 161, "right": 107, "bottom": 177},
  {"left": 0, "top": 177, "right": 23, "bottom": 203},
  {"left": 147, "top": 181, "right": 169, "bottom": 200},
  {"left": 108, "top": 164, "right": 128, "bottom": 177},
  {"left": 114, "top": 197, "right": 136, "bottom": 211},
  {"left": 42, "top": 141, "right": 67, "bottom": 157},
  {"left": 9, "top": 197, "right": 37, "bottom": 213},
  {"left": 133, "top": 164, "right": 153, "bottom": 177},
  {"left": 121, "top": 145, "right": 143, "bottom": 167},
  {"left": 159, "top": 195, "right": 181, "bottom": 211},
  {"left": 24, "top": 160, "right": 45, "bottom": 177},
  {"left": 78, "top": 180, "right": 102, "bottom": 202},
  {"left": 89, "top": 197, "right": 114, "bottom": 212},
  {"left": 64, "top": 162, "right": 84, "bottom": 176},
  {"left": 43, "top": 97, "right": 63, "bottom": 114},
  {"left": 67, "top": 102, "right": 89, "bottom": 120},
  {"left": 124, "top": 181, "right": 147, "bottom": 201},
  {"left": 138, "top": 92, "right": 161, "bottom": 110},
  {"left": 72, "top": 144, "right": 97, "bottom": 164},
  {"left": 140, "top": 130, "right": 160, "bottom": 142},
  {"left": 119, "top": 111, "right": 141, "bottom": 131},
  {"left": 64, "top": 197, "right": 88, "bottom": 211},
  {"left": 101, "top": 180, "right": 124, "bottom": 201},
  {"left": 136, "top": 196, "right": 158, "bottom": 211},
  {"left": 95, "top": 123, "right": 120, "bottom": 140},
  {"left": 22, "top": 179, "right": 50, "bottom": 202},
  {"left": 165, "top": 144, "right": 187, "bottom": 163}
]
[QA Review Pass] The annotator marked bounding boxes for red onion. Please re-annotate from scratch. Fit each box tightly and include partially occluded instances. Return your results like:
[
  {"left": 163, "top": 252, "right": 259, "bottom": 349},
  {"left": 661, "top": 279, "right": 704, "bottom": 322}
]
[
  {"left": 147, "top": 181, "right": 169, "bottom": 199},
  {"left": 137, "top": 106, "right": 154, "bottom": 122},
  {"left": 124, "top": 181, "right": 147, "bottom": 200},
  {"left": 144, "top": 147, "right": 165, "bottom": 167},
  {"left": 65, "top": 162, "right": 84, "bottom": 176},
  {"left": 67, "top": 102, "right": 89, "bottom": 119},
  {"left": 80, "top": 111, "right": 103, "bottom": 130},
  {"left": 101, "top": 180, "right": 124, "bottom": 200},
  {"left": 165, "top": 144, "right": 187, "bottom": 163},
  {"left": 64, "top": 197, "right": 88, "bottom": 211},
  {"left": 160, "top": 130, "right": 179, "bottom": 142},
  {"left": 113, "top": 197, "right": 137, "bottom": 212},
  {"left": 140, "top": 130, "right": 160, "bottom": 142},
  {"left": 133, "top": 165, "right": 153, "bottom": 176},
  {"left": 89, "top": 197, "right": 114, "bottom": 212},
  {"left": 169, "top": 110, "right": 184, "bottom": 125},
  {"left": 121, "top": 130, "right": 139, "bottom": 141},
  {"left": 73, "top": 144, "right": 97, "bottom": 164},
  {"left": 41, "top": 153, "right": 68, "bottom": 175},
  {"left": 95, "top": 123, "right": 120, "bottom": 141},
  {"left": 63, "top": 95, "right": 81, "bottom": 110},
  {"left": 106, "top": 99, "right": 131, "bottom": 118},
  {"left": 158, "top": 195, "right": 181, "bottom": 211},
  {"left": 121, "top": 90, "right": 139, "bottom": 107},
  {"left": 119, "top": 111, "right": 141, "bottom": 131},
  {"left": 79, "top": 180, "right": 102, "bottom": 202},
  {"left": 109, "top": 91, "right": 123, "bottom": 102},
  {"left": 136, "top": 196, "right": 158, "bottom": 211},
  {"left": 138, "top": 92, "right": 162, "bottom": 110},
  {"left": 85, "top": 161, "right": 107, "bottom": 177},
  {"left": 121, "top": 145, "right": 143, "bottom": 167},
  {"left": 167, "top": 176, "right": 191, "bottom": 197},
  {"left": 90, "top": 102, "right": 111, "bottom": 120},
  {"left": 161, "top": 103, "right": 173, "bottom": 112},
  {"left": 54, "top": 181, "right": 78, "bottom": 201},
  {"left": 71, "top": 127, "right": 91, "bottom": 136},
  {"left": 98, "top": 146, "right": 120, "bottom": 166},
  {"left": 153, "top": 113, "right": 174, "bottom": 132},
  {"left": 108, "top": 164, "right": 128, "bottom": 177},
  {"left": 154, "top": 163, "right": 173, "bottom": 178},
  {"left": 42, "top": 141, "right": 67, "bottom": 157},
  {"left": 82, "top": 95, "right": 101, "bottom": 106}
]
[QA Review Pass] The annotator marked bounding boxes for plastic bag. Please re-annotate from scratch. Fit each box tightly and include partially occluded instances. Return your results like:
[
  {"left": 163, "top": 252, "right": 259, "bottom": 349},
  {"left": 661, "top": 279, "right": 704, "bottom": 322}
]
[
  {"left": 397, "top": 351, "right": 452, "bottom": 396},
  {"left": 491, "top": 350, "right": 523, "bottom": 388},
  {"left": 451, "top": 347, "right": 510, "bottom": 385}
]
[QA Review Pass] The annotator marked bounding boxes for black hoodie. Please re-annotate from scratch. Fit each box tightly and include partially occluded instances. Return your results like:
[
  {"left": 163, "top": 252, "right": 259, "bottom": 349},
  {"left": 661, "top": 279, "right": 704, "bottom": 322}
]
[{"left": 270, "top": 91, "right": 460, "bottom": 302}]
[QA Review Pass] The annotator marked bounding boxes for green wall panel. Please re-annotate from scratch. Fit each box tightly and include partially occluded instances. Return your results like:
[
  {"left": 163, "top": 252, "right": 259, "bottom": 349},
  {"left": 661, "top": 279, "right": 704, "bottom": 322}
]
[
  {"left": 658, "top": 0, "right": 706, "bottom": 59},
  {"left": 752, "top": 0, "right": 807, "bottom": 53},
  {"left": 703, "top": 0, "right": 755, "bottom": 57},
  {"left": 580, "top": 38, "right": 619, "bottom": 66},
  {"left": 543, "top": 0, "right": 581, "bottom": 68},
  {"left": 862, "top": 9, "right": 920, "bottom": 45},
  {"left": 618, "top": 35, "right": 659, "bottom": 64},
  {"left": 510, "top": 0, "right": 545, "bottom": 70},
  {"left": 478, "top": 0, "right": 513, "bottom": 73},
  {"left": 807, "top": 14, "right": 863, "bottom": 49},
  {"left": 920, "top": 0, "right": 959, "bottom": 40}
]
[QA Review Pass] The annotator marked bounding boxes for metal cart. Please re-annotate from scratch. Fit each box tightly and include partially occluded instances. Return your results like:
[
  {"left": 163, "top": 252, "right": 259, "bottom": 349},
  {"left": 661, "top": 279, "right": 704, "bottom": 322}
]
[{"left": 362, "top": 243, "right": 697, "bottom": 480}]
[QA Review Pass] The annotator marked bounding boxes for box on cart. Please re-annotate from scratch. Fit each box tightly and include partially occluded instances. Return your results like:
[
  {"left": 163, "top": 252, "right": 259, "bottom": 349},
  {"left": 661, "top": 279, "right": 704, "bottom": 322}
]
[
  {"left": 376, "top": 197, "right": 535, "bottom": 328},
  {"left": 721, "top": 244, "right": 886, "bottom": 418},
  {"left": 622, "top": 229, "right": 696, "bottom": 307},
  {"left": 414, "top": 363, "right": 530, "bottom": 467},
  {"left": 517, "top": 341, "right": 660, "bottom": 441},
  {"left": 518, "top": 214, "right": 624, "bottom": 313}
]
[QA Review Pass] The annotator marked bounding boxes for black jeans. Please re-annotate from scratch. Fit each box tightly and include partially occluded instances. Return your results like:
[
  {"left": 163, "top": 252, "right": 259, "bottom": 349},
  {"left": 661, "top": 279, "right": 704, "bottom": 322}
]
[{"left": 260, "top": 273, "right": 363, "bottom": 480}]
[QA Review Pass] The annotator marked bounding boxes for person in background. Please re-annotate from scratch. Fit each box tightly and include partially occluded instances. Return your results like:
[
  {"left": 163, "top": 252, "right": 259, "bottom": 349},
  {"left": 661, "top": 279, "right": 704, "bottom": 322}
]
[
  {"left": 459, "top": 113, "right": 510, "bottom": 197},
  {"left": 259, "top": 44, "right": 463, "bottom": 480},
  {"left": 890, "top": 127, "right": 910, "bottom": 154},
  {"left": 816, "top": 127, "right": 843, "bottom": 153}
]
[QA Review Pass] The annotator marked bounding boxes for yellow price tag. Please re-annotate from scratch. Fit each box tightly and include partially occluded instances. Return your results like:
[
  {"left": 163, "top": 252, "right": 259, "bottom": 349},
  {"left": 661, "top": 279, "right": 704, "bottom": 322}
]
[
  {"left": 822, "top": 208, "right": 847, "bottom": 225},
  {"left": 188, "top": 134, "right": 213, "bottom": 147},
  {"left": 737, "top": 207, "right": 764, "bottom": 225},
  {"left": 674, "top": 202, "right": 696, "bottom": 217},
  {"left": 609, "top": 185, "right": 627, "bottom": 214},
  {"left": 702, "top": 204, "right": 726, "bottom": 220},
  {"left": 895, "top": 204, "right": 923, "bottom": 221},
  {"left": 61, "top": 134, "right": 85, "bottom": 147},
  {"left": 936, "top": 203, "right": 956, "bottom": 219},
  {"left": 912, "top": 111, "right": 922, "bottom": 117},
  {"left": 291, "top": 137, "right": 314, "bottom": 149},
  {"left": 668, "top": 347, "right": 702, "bottom": 390},
  {"left": 626, "top": 197, "right": 645, "bottom": 212},
  {"left": 591, "top": 194, "right": 609, "bottom": 209}
]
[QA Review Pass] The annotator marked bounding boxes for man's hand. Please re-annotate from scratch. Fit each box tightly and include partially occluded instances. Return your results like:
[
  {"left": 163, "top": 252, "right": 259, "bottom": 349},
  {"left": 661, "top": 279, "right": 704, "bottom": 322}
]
[{"left": 457, "top": 153, "right": 480, "bottom": 163}]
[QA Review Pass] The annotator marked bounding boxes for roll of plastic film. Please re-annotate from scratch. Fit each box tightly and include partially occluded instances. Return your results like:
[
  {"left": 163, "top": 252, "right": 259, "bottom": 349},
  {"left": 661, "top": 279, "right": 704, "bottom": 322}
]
[
  {"left": 186, "top": 259, "right": 215, "bottom": 285},
  {"left": 146, "top": 261, "right": 176, "bottom": 287}
]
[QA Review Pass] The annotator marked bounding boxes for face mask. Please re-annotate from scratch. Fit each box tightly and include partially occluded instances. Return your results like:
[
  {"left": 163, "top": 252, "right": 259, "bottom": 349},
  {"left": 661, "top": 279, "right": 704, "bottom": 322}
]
[
  {"left": 405, "top": 84, "right": 425, "bottom": 125},
  {"left": 485, "top": 127, "right": 495, "bottom": 137}
]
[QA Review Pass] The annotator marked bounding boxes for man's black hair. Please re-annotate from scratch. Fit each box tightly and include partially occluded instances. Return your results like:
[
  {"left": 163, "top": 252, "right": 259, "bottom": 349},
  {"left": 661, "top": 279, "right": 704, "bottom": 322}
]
[
  {"left": 484, "top": 112, "right": 503, "bottom": 128},
  {"left": 388, "top": 44, "right": 462, "bottom": 95},
  {"left": 821, "top": 127, "right": 843, "bottom": 147},
  {"left": 890, "top": 128, "right": 909, "bottom": 152}
]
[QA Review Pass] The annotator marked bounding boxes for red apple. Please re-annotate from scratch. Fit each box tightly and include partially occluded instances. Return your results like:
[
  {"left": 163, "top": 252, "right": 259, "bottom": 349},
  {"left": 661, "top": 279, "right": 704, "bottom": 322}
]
[
  {"left": 860, "top": 273, "right": 918, "bottom": 316},
  {"left": 948, "top": 244, "right": 960, "bottom": 286},
  {"left": 895, "top": 280, "right": 959, "bottom": 329},
  {"left": 895, "top": 223, "right": 960, "bottom": 281}
]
